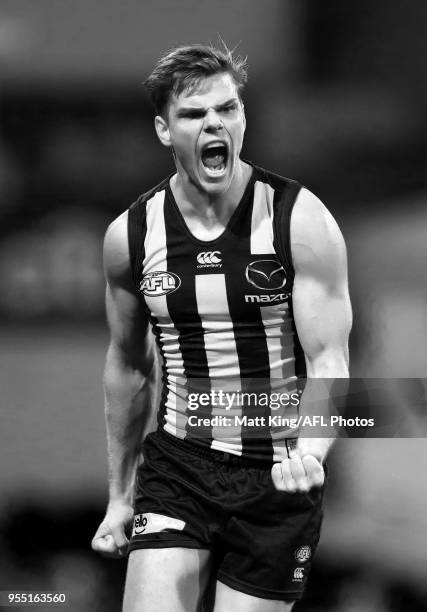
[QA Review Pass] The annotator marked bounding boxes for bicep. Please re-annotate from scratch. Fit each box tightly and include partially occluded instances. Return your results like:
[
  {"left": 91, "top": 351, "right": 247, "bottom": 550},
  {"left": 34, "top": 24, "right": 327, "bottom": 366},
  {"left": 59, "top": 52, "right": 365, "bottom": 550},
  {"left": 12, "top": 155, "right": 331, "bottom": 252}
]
[
  {"left": 290, "top": 189, "right": 352, "bottom": 370},
  {"left": 292, "top": 272, "right": 352, "bottom": 366},
  {"left": 104, "top": 214, "right": 155, "bottom": 374}
]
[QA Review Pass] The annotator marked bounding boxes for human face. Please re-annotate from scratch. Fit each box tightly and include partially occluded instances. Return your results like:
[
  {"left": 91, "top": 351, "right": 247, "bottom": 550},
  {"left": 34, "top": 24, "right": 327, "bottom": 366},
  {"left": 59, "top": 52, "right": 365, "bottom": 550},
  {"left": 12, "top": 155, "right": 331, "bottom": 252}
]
[{"left": 156, "top": 73, "right": 246, "bottom": 196}]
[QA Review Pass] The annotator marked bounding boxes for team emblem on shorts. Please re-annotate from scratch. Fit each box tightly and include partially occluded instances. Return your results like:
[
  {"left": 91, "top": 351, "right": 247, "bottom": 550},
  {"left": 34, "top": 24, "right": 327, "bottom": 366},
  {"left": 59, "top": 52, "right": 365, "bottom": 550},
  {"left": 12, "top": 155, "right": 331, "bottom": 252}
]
[
  {"left": 132, "top": 513, "right": 186, "bottom": 537},
  {"left": 139, "top": 271, "right": 181, "bottom": 296},
  {"left": 295, "top": 545, "right": 311, "bottom": 563},
  {"left": 133, "top": 514, "right": 148, "bottom": 535},
  {"left": 245, "top": 260, "right": 286, "bottom": 290}
]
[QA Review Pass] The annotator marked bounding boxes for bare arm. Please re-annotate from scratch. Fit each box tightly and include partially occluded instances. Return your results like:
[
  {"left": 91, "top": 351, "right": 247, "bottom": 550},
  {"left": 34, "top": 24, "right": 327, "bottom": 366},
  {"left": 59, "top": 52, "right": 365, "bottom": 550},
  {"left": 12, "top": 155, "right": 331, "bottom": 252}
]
[
  {"left": 272, "top": 188, "right": 352, "bottom": 492},
  {"left": 92, "top": 211, "right": 159, "bottom": 556}
]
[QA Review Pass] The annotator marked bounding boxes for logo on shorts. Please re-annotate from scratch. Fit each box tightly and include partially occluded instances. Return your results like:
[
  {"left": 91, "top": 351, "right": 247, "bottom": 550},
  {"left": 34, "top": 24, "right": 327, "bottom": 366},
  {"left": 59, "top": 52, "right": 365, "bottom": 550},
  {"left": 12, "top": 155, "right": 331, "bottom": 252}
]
[
  {"left": 293, "top": 567, "right": 305, "bottom": 582},
  {"left": 245, "top": 260, "right": 286, "bottom": 291},
  {"left": 197, "top": 251, "right": 222, "bottom": 268},
  {"left": 295, "top": 545, "right": 311, "bottom": 563},
  {"left": 133, "top": 514, "right": 148, "bottom": 535},
  {"left": 131, "top": 513, "right": 186, "bottom": 537},
  {"left": 139, "top": 271, "right": 181, "bottom": 296}
]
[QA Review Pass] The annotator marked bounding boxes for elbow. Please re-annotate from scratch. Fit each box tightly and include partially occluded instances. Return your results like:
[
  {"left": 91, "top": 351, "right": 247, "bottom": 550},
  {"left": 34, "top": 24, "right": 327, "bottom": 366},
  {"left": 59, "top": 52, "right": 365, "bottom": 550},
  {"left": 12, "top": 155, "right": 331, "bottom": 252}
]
[
  {"left": 105, "top": 340, "right": 156, "bottom": 383},
  {"left": 306, "top": 347, "right": 349, "bottom": 378}
]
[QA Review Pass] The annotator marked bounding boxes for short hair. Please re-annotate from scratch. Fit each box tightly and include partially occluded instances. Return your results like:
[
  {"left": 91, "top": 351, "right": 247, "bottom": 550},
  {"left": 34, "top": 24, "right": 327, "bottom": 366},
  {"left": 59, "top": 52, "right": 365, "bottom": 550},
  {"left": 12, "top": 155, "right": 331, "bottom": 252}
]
[{"left": 144, "top": 43, "right": 248, "bottom": 116}]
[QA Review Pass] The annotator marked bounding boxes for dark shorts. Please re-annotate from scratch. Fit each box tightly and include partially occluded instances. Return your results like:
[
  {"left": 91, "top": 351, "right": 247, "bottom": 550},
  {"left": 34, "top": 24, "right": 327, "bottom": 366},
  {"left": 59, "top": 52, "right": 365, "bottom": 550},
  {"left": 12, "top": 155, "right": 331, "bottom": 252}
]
[{"left": 129, "top": 429, "right": 325, "bottom": 602}]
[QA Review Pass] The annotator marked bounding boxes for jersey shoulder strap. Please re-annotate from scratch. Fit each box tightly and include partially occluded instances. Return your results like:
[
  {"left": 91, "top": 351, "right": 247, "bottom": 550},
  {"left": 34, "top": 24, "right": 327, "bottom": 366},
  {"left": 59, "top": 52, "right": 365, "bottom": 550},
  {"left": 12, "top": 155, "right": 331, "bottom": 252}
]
[
  {"left": 127, "top": 176, "right": 170, "bottom": 289},
  {"left": 253, "top": 164, "right": 302, "bottom": 281}
]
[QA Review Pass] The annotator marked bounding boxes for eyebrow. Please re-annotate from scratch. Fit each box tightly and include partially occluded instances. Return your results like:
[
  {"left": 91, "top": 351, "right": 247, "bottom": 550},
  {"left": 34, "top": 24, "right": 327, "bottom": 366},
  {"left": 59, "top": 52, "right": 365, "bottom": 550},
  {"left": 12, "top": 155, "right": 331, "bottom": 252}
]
[{"left": 175, "top": 98, "right": 239, "bottom": 116}]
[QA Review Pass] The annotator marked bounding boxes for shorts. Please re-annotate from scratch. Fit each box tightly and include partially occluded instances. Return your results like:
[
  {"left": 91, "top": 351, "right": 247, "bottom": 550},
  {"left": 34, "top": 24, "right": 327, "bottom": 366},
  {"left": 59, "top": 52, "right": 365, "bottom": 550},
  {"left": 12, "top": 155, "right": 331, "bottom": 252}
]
[{"left": 129, "top": 429, "right": 325, "bottom": 601}]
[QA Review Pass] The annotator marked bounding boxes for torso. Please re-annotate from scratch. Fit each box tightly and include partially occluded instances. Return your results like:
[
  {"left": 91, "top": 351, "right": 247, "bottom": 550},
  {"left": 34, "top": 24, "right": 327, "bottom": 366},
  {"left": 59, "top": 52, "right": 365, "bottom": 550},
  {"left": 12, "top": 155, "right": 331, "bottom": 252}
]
[{"left": 128, "top": 162, "right": 306, "bottom": 461}]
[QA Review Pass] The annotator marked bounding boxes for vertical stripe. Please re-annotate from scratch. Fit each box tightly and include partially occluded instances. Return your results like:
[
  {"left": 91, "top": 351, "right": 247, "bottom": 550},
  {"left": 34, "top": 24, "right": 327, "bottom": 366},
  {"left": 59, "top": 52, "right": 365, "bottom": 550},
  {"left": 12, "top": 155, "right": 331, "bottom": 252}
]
[
  {"left": 223, "top": 187, "right": 274, "bottom": 460},
  {"left": 143, "top": 190, "right": 187, "bottom": 438},
  {"left": 195, "top": 274, "right": 243, "bottom": 454},
  {"left": 260, "top": 304, "right": 291, "bottom": 378},
  {"left": 260, "top": 304, "right": 299, "bottom": 459},
  {"left": 164, "top": 193, "right": 212, "bottom": 442},
  {"left": 260, "top": 303, "right": 298, "bottom": 381},
  {"left": 288, "top": 297, "right": 307, "bottom": 386},
  {"left": 250, "top": 181, "right": 275, "bottom": 254},
  {"left": 127, "top": 199, "right": 147, "bottom": 287},
  {"left": 272, "top": 179, "right": 301, "bottom": 275},
  {"left": 144, "top": 190, "right": 168, "bottom": 273}
]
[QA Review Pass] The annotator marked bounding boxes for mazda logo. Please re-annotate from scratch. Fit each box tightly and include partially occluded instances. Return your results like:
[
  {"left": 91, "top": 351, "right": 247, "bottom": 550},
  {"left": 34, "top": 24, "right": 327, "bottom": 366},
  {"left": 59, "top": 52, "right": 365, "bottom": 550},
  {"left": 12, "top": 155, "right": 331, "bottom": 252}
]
[{"left": 245, "top": 260, "right": 287, "bottom": 290}]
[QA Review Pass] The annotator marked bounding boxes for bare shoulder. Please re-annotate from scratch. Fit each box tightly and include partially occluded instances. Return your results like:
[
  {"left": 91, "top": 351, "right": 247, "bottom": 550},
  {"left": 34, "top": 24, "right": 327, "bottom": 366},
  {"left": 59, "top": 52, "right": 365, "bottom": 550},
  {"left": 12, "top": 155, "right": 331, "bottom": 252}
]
[
  {"left": 103, "top": 211, "right": 131, "bottom": 284},
  {"left": 290, "top": 187, "right": 347, "bottom": 277}
]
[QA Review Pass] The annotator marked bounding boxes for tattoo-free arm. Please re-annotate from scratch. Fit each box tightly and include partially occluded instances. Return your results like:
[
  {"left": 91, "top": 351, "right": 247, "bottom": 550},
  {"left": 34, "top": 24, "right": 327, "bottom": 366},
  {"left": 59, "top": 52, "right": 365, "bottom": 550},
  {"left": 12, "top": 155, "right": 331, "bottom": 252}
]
[
  {"left": 92, "top": 211, "right": 159, "bottom": 556},
  {"left": 272, "top": 188, "right": 352, "bottom": 492}
]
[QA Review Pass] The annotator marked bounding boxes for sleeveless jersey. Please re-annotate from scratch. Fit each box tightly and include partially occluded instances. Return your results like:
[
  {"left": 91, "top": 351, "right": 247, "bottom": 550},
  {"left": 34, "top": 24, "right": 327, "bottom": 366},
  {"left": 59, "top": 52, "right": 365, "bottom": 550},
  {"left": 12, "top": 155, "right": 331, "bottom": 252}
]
[{"left": 128, "top": 163, "right": 306, "bottom": 462}]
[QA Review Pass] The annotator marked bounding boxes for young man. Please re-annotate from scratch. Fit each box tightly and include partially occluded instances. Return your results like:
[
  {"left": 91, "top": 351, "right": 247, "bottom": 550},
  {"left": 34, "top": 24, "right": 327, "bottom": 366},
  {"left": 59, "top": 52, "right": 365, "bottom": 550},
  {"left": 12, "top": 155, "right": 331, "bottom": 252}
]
[{"left": 92, "top": 44, "right": 352, "bottom": 611}]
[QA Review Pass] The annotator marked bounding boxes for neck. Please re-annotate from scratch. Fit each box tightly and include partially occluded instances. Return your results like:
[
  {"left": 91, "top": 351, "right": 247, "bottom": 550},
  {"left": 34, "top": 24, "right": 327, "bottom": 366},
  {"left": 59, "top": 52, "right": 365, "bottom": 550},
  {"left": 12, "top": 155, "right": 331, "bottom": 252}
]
[{"left": 171, "top": 160, "right": 252, "bottom": 222}]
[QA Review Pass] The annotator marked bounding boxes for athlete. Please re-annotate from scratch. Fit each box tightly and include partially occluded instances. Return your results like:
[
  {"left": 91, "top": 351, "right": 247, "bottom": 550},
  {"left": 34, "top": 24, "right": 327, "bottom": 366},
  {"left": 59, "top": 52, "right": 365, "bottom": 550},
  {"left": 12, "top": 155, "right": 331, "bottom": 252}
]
[{"left": 92, "top": 44, "right": 352, "bottom": 611}]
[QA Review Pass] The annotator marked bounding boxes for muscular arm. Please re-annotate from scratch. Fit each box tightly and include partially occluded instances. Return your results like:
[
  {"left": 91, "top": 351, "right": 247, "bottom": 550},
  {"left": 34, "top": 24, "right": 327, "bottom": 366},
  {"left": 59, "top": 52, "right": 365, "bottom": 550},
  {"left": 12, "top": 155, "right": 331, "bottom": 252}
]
[
  {"left": 92, "top": 211, "right": 159, "bottom": 556},
  {"left": 272, "top": 188, "right": 352, "bottom": 492}
]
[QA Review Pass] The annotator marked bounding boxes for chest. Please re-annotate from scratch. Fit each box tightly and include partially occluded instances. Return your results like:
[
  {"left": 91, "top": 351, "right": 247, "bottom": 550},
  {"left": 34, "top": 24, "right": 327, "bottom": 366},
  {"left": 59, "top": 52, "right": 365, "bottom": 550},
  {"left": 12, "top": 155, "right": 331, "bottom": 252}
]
[{"left": 141, "top": 228, "right": 291, "bottom": 324}]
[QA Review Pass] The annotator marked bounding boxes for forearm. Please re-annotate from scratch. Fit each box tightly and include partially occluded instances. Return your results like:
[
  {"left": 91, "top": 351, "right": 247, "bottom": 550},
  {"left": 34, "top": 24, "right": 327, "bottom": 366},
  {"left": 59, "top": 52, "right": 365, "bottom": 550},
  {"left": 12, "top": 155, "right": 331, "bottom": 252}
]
[
  {"left": 104, "top": 347, "right": 158, "bottom": 505},
  {"left": 297, "top": 350, "right": 349, "bottom": 462}
]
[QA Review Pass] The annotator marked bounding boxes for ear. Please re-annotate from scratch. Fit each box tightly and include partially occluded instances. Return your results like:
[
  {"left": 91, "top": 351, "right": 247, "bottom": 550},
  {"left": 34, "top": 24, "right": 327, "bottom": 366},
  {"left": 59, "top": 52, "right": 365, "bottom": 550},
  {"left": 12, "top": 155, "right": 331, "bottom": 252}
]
[
  {"left": 241, "top": 102, "right": 246, "bottom": 131},
  {"left": 154, "top": 115, "right": 171, "bottom": 147}
]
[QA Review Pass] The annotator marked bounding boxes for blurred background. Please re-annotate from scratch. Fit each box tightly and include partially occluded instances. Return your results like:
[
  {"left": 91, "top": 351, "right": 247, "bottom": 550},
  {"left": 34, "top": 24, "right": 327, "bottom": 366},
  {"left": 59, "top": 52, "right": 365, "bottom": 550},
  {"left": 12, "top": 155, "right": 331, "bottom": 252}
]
[{"left": 1, "top": 1, "right": 427, "bottom": 610}]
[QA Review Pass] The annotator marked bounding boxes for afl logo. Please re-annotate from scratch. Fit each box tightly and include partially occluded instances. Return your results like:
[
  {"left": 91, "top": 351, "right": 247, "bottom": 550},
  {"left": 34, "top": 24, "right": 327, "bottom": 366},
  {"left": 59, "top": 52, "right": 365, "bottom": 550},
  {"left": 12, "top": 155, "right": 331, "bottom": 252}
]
[
  {"left": 139, "top": 271, "right": 181, "bottom": 297},
  {"left": 133, "top": 514, "right": 148, "bottom": 535},
  {"left": 295, "top": 545, "right": 311, "bottom": 564},
  {"left": 245, "top": 260, "right": 286, "bottom": 291}
]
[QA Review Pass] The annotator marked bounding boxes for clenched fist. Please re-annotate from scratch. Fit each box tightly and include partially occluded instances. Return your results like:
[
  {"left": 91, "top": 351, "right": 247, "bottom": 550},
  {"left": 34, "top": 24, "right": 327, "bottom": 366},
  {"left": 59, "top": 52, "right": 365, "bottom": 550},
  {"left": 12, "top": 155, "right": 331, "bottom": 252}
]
[
  {"left": 271, "top": 452, "right": 325, "bottom": 493},
  {"left": 91, "top": 500, "right": 134, "bottom": 558}
]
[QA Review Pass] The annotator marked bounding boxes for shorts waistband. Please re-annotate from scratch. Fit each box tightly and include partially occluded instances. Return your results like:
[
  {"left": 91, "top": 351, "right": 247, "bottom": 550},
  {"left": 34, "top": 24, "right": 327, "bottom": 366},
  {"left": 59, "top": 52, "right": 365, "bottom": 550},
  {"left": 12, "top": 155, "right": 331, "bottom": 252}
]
[{"left": 155, "top": 428, "right": 289, "bottom": 468}]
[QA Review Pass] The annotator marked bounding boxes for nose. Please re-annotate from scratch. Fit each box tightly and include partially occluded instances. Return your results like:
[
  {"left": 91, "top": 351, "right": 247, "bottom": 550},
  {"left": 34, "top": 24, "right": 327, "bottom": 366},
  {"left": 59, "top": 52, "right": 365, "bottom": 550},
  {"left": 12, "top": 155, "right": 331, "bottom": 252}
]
[{"left": 204, "top": 108, "right": 223, "bottom": 132}]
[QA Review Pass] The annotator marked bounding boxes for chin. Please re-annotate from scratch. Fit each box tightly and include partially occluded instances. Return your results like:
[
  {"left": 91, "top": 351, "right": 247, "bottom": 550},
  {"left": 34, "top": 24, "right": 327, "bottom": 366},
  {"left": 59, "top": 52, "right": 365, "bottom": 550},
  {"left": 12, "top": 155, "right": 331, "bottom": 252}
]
[
  {"left": 195, "top": 161, "right": 235, "bottom": 195},
  {"left": 199, "top": 176, "right": 231, "bottom": 196}
]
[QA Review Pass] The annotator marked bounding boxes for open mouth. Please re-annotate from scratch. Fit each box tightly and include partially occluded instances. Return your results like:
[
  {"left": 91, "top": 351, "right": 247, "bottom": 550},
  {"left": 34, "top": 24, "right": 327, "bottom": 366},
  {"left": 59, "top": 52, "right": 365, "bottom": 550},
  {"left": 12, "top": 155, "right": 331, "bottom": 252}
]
[{"left": 201, "top": 143, "right": 228, "bottom": 174}]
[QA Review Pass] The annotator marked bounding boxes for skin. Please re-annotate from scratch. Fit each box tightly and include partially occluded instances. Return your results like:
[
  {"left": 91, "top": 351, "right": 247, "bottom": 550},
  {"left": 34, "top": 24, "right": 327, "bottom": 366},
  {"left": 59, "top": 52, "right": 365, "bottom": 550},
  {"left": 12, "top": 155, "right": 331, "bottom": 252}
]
[
  {"left": 92, "top": 70, "right": 352, "bottom": 612},
  {"left": 271, "top": 188, "right": 352, "bottom": 494},
  {"left": 155, "top": 72, "right": 252, "bottom": 240}
]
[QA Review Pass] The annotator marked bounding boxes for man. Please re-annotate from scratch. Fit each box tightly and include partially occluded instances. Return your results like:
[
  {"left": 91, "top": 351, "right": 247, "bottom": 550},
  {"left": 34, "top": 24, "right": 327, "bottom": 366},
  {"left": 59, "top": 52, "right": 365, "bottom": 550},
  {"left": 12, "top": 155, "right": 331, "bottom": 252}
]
[{"left": 92, "top": 44, "right": 352, "bottom": 611}]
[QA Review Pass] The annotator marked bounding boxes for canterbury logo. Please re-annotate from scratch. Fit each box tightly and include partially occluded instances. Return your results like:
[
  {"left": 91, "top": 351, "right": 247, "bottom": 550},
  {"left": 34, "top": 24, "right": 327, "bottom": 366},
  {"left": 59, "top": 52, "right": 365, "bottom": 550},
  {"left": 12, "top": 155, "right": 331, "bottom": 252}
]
[
  {"left": 139, "top": 271, "right": 181, "bottom": 297},
  {"left": 245, "top": 259, "right": 286, "bottom": 290},
  {"left": 197, "top": 251, "right": 222, "bottom": 266}
]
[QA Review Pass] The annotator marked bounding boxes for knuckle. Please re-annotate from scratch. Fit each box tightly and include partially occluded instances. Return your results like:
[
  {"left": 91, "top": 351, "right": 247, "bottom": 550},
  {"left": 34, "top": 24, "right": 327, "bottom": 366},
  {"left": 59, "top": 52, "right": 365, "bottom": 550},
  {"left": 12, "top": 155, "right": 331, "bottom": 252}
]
[
  {"left": 272, "top": 476, "right": 286, "bottom": 491},
  {"left": 310, "top": 473, "right": 324, "bottom": 488},
  {"left": 296, "top": 480, "right": 309, "bottom": 493},
  {"left": 285, "top": 481, "right": 296, "bottom": 493}
]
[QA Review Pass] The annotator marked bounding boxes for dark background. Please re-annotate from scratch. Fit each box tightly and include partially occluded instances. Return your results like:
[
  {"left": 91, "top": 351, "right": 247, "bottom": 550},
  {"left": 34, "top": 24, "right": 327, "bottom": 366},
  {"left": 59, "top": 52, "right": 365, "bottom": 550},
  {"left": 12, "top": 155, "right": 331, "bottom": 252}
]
[{"left": 1, "top": 1, "right": 427, "bottom": 610}]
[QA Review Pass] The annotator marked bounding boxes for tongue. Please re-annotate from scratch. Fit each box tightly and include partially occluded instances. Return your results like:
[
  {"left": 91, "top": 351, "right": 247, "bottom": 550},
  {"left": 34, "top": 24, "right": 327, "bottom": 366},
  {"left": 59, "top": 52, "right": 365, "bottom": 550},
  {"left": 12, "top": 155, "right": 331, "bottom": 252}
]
[{"left": 203, "top": 153, "right": 225, "bottom": 168}]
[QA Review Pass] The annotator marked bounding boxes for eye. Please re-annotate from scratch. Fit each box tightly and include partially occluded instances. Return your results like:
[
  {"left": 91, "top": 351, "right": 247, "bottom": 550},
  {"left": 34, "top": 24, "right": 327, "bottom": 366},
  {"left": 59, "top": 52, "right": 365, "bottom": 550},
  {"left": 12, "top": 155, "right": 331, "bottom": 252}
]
[
  {"left": 181, "top": 110, "right": 205, "bottom": 119},
  {"left": 221, "top": 103, "right": 238, "bottom": 113}
]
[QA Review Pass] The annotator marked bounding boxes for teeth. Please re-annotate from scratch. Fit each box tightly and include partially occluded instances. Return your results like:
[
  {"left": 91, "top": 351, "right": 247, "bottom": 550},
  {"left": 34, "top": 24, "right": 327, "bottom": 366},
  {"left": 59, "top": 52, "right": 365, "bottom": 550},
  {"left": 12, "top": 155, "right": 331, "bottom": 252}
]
[
  {"left": 205, "top": 143, "right": 225, "bottom": 150},
  {"left": 206, "top": 163, "right": 225, "bottom": 173}
]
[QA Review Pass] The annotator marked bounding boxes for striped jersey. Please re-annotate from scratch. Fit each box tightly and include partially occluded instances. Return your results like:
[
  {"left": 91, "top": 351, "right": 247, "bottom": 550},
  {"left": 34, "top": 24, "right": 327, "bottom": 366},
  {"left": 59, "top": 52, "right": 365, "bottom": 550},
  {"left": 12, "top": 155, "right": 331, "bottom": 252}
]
[{"left": 128, "top": 162, "right": 306, "bottom": 462}]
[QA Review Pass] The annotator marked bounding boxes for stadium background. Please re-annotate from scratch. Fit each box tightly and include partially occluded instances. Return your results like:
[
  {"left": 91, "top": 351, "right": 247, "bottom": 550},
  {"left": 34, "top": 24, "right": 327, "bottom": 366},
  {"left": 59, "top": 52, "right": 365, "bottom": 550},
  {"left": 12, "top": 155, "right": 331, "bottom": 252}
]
[{"left": 1, "top": 1, "right": 427, "bottom": 610}]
